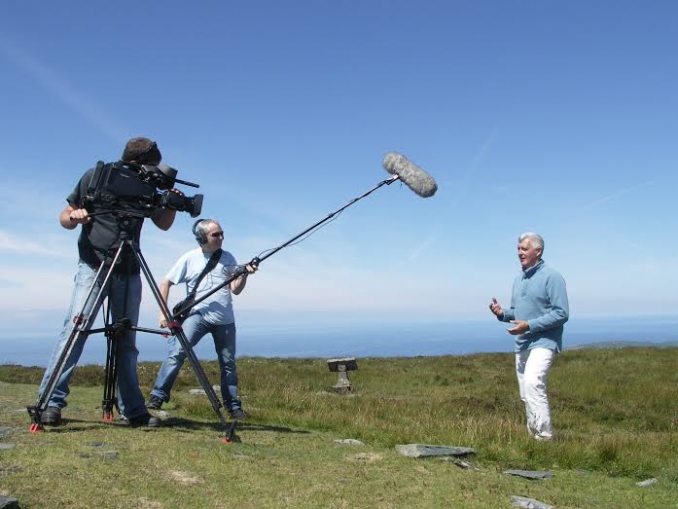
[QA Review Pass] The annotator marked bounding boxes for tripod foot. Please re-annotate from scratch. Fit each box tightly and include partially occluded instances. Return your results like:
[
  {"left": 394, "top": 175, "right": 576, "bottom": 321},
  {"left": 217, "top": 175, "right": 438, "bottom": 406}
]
[
  {"left": 29, "top": 422, "right": 45, "bottom": 433},
  {"left": 102, "top": 411, "right": 115, "bottom": 422},
  {"left": 220, "top": 420, "right": 239, "bottom": 444}
]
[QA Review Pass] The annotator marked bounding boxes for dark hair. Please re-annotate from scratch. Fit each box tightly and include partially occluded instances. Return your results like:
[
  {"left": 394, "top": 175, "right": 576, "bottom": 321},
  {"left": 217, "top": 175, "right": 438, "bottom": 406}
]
[{"left": 121, "top": 137, "right": 162, "bottom": 164}]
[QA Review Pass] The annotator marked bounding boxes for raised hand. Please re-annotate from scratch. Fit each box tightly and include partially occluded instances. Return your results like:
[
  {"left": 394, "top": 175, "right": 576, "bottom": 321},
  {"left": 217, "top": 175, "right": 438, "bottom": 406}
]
[{"left": 488, "top": 297, "right": 503, "bottom": 317}]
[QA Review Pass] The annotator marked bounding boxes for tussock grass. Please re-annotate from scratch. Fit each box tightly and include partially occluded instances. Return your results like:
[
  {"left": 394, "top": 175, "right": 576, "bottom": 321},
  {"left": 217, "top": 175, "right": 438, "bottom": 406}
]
[{"left": 1, "top": 347, "right": 677, "bottom": 508}]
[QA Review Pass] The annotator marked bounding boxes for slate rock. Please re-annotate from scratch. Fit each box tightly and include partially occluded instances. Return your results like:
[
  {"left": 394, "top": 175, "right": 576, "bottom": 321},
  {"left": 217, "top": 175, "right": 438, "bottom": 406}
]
[
  {"left": 511, "top": 495, "right": 554, "bottom": 509},
  {"left": 188, "top": 385, "right": 220, "bottom": 396},
  {"left": 0, "top": 495, "right": 19, "bottom": 509},
  {"left": 441, "top": 457, "right": 480, "bottom": 470},
  {"left": 504, "top": 469, "right": 553, "bottom": 480},
  {"left": 0, "top": 427, "right": 15, "bottom": 438},
  {"left": 636, "top": 478, "right": 658, "bottom": 487},
  {"left": 334, "top": 439, "right": 365, "bottom": 446},
  {"left": 155, "top": 410, "right": 171, "bottom": 420},
  {"left": 395, "top": 444, "right": 475, "bottom": 458}
]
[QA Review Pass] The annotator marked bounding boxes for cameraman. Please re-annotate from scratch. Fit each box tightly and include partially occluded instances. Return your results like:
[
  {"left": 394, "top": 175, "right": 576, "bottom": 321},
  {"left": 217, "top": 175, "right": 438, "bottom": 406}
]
[{"left": 37, "top": 137, "right": 178, "bottom": 428}]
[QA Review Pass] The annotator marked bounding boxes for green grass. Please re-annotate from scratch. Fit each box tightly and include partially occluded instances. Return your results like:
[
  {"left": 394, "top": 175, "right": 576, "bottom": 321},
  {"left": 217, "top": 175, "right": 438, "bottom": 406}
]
[{"left": 1, "top": 347, "right": 677, "bottom": 508}]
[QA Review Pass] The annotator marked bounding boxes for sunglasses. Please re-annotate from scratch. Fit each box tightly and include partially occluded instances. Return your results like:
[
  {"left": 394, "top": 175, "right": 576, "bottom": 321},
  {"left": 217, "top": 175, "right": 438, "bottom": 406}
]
[{"left": 210, "top": 231, "right": 224, "bottom": 238}]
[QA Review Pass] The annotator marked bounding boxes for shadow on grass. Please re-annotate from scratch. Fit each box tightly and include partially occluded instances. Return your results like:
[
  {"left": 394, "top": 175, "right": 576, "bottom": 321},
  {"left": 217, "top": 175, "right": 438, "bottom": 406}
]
[{"left": 160, "top": 416, "right": 310, "bottom": 436}]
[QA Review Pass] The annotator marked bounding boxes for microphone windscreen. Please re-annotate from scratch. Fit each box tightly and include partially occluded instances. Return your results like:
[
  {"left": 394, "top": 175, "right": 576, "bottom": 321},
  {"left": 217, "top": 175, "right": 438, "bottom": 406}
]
[{"left": 382, "top": 152, "right": 437, "bottom": 198}]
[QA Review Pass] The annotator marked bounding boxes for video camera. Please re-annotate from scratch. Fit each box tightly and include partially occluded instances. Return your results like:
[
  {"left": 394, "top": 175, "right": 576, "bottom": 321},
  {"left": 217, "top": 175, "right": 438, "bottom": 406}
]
[{"left": 84, "top": 161, "right": 203, "bottom": 217}]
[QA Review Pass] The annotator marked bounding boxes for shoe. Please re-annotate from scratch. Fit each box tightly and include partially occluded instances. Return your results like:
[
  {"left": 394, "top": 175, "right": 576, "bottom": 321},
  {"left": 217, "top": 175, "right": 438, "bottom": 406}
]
[
  {"left": 229, "top": 408, "right": 249, "bottom": 420},
  {"left": 42, "top": 407, "right": 62, "bottom": 425},
  {"left": 146, "top": 396, "right": 164, "bottom": 410},
  {"left": 128, "top": 413, "right": 161, "bottom": 428}
]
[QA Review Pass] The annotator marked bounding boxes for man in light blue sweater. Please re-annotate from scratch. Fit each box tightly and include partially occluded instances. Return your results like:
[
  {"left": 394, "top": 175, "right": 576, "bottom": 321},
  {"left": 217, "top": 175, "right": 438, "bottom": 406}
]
[{"left": 489, "top": 232, "right": 569, "bottom": 441}]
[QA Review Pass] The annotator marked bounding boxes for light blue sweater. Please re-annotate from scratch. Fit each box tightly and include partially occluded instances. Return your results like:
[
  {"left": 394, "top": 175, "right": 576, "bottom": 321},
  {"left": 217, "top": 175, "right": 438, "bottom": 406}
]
[{"left": 499, "top": 260, "right": 569, "bottom": 353}]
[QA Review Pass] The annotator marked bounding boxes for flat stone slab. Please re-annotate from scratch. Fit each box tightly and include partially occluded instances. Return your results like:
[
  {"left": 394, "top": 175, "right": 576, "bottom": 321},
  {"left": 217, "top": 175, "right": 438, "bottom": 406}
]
[
  {"left": 395, "top": 444, "right": 475, "bottom": 458},
  {"left": 155, "top": 410, "right": 171, "bottom": 420},
  {"left": 511, "top": 495, "right": 554, "bottom": 508},
  {"left": 0, "top": 427, "right": 16, "bottom": 438},
  {"left": 440, "top": 457, "right": 481, "bottom": 470},
  {"left": 504, "top": 469, "right": 553, "bottom": 480},
  {"left": 636, "top": 478, "right": 658, "bottom": 487},
  {"left": 0, "top": 495, "right": 19, "bottom": 509},
  {"left": 334, "top": 439, "right": 365, "bottom": 446},
  {"left": 189, "top": 385, "right": 221, "bottom": 396}
]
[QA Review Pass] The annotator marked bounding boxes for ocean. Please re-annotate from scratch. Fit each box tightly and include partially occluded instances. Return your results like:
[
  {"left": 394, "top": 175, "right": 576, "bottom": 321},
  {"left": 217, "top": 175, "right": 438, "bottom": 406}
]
[{"left": 1, "top": 316, "right": 677, "bottom": 367}]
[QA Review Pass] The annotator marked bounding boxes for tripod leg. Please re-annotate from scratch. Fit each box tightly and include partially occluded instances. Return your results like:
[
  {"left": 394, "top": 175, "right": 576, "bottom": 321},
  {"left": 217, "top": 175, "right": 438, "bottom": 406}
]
[
  {"left": 28, "top": 253, "right": 123, "bottom": 431},
  {"left": 102, "top": 332, "right": 118, "bottom": 422},
  {"left": 134, "top": 244, "right": 233, "bottom": 438},
  {"left": 222, "top": 420, "right": 238, "bottom": 444}
]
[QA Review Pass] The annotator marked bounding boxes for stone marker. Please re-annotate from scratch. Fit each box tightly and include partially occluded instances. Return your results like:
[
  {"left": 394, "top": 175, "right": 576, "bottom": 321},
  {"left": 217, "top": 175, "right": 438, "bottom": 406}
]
[
  {"left": 327, "top": 357, "right": 358, "bottom": 394},
  {"left": 395, "top": 444, "right": 475, "bottom": 458}
]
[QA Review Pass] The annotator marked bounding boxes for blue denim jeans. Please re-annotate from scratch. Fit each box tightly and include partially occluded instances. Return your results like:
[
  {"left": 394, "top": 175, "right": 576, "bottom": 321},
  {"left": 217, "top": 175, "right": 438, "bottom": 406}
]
[
  {"left": 150, "top": 316, "right": 242, "bottom": 411},
  {"left": 38, "top": 261, "right": 148, "bottom": 419}
]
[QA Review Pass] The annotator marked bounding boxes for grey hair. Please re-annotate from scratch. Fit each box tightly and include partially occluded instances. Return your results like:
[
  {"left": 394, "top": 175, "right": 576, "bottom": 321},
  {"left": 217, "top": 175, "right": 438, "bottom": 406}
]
[
  {"left": 196, "top": 219, "right": 220, "bottom": 238},
  {"left": 518, "top": 232, "right": 544, "bottom": 252}
]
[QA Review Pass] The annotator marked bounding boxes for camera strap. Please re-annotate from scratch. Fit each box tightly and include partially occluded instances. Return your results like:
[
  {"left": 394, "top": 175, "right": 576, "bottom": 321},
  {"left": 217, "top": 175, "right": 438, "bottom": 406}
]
[{"left": 188, "top": 249, "right": 222, "bottom": 298}]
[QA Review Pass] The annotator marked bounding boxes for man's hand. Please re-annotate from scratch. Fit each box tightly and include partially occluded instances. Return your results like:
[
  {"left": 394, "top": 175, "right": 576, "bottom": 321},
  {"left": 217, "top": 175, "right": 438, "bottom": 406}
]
[
  {"left": 159, "top": 313, "right": 169, "bottom": 328},
  {"left": 507, "top": 320, "right": 529, "bottom": 335},
  {"left": 69, "top": 208, "right": 91, "bottom": 224},
  {"left": 488, "top": 297, "right": 504, "bottom": 318},
  {"left": 158, "top": 280, "right": 173, "bottom": 327},
  {"left": 60, "top": 205, "right": 90, "bottom": 229}
]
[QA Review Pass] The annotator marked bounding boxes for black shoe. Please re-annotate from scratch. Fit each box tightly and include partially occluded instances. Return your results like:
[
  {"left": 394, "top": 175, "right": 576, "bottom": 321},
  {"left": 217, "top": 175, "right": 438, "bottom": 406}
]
[
  {"left": 146, "top": 396, "right": 164, "bottom": 410},
  {"left": 42, "top": 407, "right": 62, "bottom": 425},
  {"left": 128, "top": 412, "right": 161, "bottom": 428},
  {"left": 229, "top": 408, "right": 249, "bottom": 420}
]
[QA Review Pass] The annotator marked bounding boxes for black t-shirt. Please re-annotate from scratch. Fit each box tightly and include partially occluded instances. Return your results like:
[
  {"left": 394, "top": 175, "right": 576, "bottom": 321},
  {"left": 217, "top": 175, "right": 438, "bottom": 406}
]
[{"left": 68, "top": 165, "right": 145, "bottom": 274}]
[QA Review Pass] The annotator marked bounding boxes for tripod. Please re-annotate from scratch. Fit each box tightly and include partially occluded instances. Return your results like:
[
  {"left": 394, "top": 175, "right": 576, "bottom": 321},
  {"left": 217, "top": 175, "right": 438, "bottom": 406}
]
[{"left": 27, "top": 213, "right": 237, "bottom": 443}]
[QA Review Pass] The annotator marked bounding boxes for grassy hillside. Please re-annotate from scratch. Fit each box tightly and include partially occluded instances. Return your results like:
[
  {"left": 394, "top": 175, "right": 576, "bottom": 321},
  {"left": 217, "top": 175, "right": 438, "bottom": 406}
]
[{"left": 1, "top": 347, "right": 677, "bottom": 508}]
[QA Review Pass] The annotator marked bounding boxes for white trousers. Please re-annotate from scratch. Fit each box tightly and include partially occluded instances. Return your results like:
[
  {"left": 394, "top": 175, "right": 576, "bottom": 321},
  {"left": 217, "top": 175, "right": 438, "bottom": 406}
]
[{"left": 515, "top": 347, "right": 556, "bottom": 440}]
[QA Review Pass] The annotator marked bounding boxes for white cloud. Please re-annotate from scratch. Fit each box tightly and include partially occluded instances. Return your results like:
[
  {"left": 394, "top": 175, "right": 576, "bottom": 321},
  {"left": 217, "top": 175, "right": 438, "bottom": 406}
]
[{"left": 0, "top": 230, "right": 72, "bottom": 257}]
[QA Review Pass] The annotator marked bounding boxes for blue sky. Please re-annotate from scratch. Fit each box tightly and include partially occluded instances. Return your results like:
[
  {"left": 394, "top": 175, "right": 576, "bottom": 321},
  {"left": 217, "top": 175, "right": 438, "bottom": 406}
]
[{"left": 1, "top": 1, "right": 677, "bottom": 345}]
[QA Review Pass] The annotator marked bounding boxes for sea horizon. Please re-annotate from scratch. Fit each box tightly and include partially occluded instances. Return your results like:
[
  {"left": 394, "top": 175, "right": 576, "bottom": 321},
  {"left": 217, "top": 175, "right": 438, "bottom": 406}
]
[{"left": 1, "top": 315, "right": 677, "bottom": 367}]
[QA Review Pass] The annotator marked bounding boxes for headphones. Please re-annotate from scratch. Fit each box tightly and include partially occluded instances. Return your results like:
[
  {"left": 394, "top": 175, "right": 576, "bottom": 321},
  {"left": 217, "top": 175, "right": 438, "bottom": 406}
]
[{"left": 192, "top": 219, "right": 207, "bottom": 245}]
